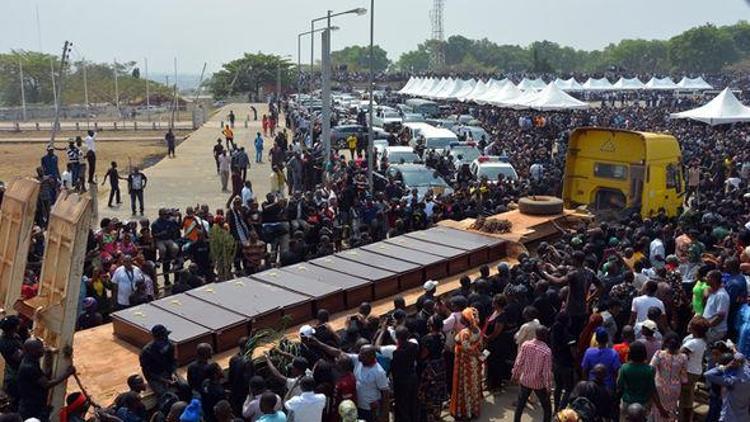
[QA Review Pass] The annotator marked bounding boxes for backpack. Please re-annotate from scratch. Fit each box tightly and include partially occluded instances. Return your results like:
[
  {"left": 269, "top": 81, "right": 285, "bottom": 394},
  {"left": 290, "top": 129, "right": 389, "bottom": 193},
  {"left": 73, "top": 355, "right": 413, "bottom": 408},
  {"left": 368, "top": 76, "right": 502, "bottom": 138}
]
[{"left": 567, "top": 396, "right": 597, "bottom": 422}]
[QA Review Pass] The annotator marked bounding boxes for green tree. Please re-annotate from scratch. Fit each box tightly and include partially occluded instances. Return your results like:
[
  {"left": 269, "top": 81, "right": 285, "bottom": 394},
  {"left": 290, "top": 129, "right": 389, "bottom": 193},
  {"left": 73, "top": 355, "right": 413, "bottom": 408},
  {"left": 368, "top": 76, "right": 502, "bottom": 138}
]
[
  {"left": 396, "top": 45, "right": 431, "bottom": 72},
  {"left": 209, "top": 53, "right": 293, "bottom": 99},
  {"left": 668, "top": 24, "right": 738, "bottom": 73},
  {"left": 0, "top": 50, "right": 57, "bottom": 105},
  {"left": 331, "top": 45, "right": 390, "bottom": 73},
  {"left": 601, "top": 39, "right": 669, "bottom": 73}
]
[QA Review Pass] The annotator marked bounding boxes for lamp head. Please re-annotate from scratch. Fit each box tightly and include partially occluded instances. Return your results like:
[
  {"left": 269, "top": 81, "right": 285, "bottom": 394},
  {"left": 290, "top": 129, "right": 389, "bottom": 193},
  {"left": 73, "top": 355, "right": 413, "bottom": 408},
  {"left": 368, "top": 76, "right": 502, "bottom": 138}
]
[{"left": 351, "top": 7, "right": 368, "bottom": 15}]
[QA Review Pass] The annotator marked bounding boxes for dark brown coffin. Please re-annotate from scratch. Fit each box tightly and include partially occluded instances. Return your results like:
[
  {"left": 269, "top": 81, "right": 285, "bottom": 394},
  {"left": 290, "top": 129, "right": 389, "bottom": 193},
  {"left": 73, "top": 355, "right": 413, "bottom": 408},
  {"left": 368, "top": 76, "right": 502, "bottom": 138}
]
[
  {"left": 385, "top": 236, "right": 470, "bottom": 275},
  {"left": 111, "top": 303, "right": 213, "bottom": 365},
  {"left": 186, "top": 278, "right": 311, "bottom": 330},
  {"left": 428, "top": 226, "right": 507, "bottom": 261},
  {"left": 337, "top": 248, "right": 424, "bottom": 291},
  {"left": 250, "top": 268, "right": 346, "bottom": 314},
  {"left": 362, "top": 241, "right": 448, "bottom": 281},
  {"left": 404, "top": 229, "right": 490, "bottom": 267},
  {"left": 150, "top": 294, "right": 249, "bottom": 353},
  {"left": 280, "top": 264, "right": 373, "bottom": 308},
  {"left": 308, "top": 255, "right": 398, "bottom": 299}
]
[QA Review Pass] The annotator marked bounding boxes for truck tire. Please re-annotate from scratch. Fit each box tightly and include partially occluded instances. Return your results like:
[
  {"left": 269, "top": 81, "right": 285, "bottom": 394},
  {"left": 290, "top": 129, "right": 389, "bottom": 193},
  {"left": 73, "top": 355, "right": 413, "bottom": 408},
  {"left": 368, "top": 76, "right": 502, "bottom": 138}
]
[{"left": 518, "top": 196, "right": 563, "bottom": 215}]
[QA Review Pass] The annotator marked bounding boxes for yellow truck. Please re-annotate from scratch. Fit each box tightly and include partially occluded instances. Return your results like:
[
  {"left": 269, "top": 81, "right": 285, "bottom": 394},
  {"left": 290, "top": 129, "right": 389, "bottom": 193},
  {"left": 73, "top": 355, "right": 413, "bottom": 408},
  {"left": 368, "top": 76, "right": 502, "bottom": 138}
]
[{"left": 562, "top": 127, "right": 683, "bottom": 217}]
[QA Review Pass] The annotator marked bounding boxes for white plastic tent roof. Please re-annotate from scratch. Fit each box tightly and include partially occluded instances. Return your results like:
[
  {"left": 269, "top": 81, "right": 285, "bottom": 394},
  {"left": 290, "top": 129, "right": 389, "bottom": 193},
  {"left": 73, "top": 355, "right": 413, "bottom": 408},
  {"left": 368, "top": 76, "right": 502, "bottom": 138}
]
[
  {"left": 516, "top": 83, "right": 590, "bottom": 110},
  {"left": 424, "top": 77, "right": 449, "bottom": 98},
  {"left": 582, "top": 77, "right": 613, "bottom": 91},
  {"left": 554, "top": 77, "right": 583, "bottom": 91},
  {"left": 612, "top": 77, "right": 645, "bottom": 90},
  {"left": 676, "top": 77, "right": 713, "bottom": 90},
  {"left": 473, "top": 79, "right": 511, "bottom": 104},
  {"left": 645, "top": 77, "right": 678, "bottom": 90},
  {"left": 517, "top": 78, "right": 544, "bottom": 91},
  {"left": 485, "top": 82, "right": 524, "bottom": 106},
  {"left": 670, "top": 88, "right": 750, "bottom": 125},
  {"left": 460, "top": 79, "right": 488, "bottom": 102},
  {"left": 397, "top": 77, "right": 416, "bottom": 94},
  {"left": 450, "top": 79, "right": 476, "bottom": 100}
]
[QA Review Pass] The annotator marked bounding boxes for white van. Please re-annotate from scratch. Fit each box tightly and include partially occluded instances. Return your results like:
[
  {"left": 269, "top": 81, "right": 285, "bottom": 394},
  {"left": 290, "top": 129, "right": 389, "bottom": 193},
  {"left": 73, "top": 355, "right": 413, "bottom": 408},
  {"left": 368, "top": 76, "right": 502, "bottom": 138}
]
[{"left": 412, "top": 127, "right": 459, "bottom": 153}]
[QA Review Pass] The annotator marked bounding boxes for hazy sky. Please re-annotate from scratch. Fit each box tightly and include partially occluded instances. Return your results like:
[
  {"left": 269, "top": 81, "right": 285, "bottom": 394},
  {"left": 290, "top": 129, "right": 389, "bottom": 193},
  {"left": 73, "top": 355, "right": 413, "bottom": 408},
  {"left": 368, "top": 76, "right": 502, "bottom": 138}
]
[{"left": 1, "top": 0, "right": 747, "bottom": 75}]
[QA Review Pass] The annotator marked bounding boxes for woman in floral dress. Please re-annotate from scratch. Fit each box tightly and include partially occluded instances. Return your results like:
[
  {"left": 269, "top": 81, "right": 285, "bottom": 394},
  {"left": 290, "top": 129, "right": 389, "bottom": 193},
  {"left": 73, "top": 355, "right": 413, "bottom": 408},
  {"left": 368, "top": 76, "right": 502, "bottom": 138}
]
[
  {"left": 450, "top": 307, "right": 484, "bottom": 420},
  {"left": 650, "top": 332, "right": 688, "bottom": 422}
]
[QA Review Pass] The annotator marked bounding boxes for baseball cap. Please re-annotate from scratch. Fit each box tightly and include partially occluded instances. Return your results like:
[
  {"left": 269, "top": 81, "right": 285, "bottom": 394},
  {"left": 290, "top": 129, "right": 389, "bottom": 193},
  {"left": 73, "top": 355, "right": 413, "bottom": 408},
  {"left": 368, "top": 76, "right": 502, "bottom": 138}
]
[
  {"left": 642, "top": 320, "right": 658, "bottom": 332},
  {"left": 299, "top": 324, "right": 316, "bottom": 338},
  {"left": 151, "top": 324, "right": 171, "bottom": 337},
  {"left": 423, "top": 280, "right": 439, "bottom": 292},
  {"left": 595, "top": 327, "right": 608, "bottom": 343}
]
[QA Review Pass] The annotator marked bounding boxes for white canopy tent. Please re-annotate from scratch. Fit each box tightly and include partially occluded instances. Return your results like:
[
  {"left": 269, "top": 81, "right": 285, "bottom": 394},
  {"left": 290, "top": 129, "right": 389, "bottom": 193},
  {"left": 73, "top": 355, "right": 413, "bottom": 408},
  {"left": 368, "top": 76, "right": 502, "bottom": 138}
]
[
  {"left": 423, "top": 77, "right": 449, "bottom": 98},
  {"left": 670, "top": 88, "right": 750, "bottom": 125},
  {"left": 397, "top": 77, "right": 417, "bottom": 94},
  {"left": 676, "top": 77, "right": 713, "bottom": 91},
  {"left": 460, "top": 79, "right": 489, "bottom": 102},
  {"left": 612, "top": 77, "right": 645, "bottom": 90},
  {"left": 554, "top": 77, "right": 583, "bottom": 92},
  {"left": 508, "top": 83, "right": 589, "bottom": 110},
  {"left": 582, "top": 77, "right": 614, "bottom": 91},
  {"left": 485, "top": 82, "right": 524, "bottom": 106},
  {"left": 517, "top": 78, "right": 544, "bottom": 91},
  {"left": 449, "top": 79, "right": 477, "bottom": 101},
  {"left": 404, "top": 77, "right": 428, "bottom": 96},
  {"left": 429, "top": 78, "right": 457, "bottom": 99},
  {"left": 473, "top": 79, "right": 511, "bottom": 104},
  {"left": 645, "top": 77, "right": 678, "bottom": 90}
]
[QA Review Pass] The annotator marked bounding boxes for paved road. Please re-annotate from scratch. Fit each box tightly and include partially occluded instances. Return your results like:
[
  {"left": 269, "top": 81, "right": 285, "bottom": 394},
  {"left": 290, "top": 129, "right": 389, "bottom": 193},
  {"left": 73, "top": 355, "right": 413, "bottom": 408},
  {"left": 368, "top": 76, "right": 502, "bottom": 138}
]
[
  {"left": 98, "top": 103, "right": 273, "bottom": 220},
  {"left": 0, "top": 136, "right": 187, "bottom": 144}
]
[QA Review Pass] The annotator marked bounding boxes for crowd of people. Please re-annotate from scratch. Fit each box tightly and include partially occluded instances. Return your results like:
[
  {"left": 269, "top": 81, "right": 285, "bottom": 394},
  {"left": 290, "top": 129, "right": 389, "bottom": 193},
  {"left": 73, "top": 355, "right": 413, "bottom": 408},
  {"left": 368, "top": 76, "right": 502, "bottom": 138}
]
[{"left": 3, "top": 71, "right": 750, "bottom": 422}]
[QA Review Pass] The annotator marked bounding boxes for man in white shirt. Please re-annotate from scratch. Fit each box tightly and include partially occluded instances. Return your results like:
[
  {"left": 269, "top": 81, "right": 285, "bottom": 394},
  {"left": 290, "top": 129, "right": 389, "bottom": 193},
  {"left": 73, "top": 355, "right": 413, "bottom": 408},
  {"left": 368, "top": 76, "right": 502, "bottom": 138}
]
[
  {"left": 649, "top": 236, "right": 665, "bottom": 269},
  {"left": 84, "top": 130, "right": 97, "bottom": 183},
  {"left": 111, "top": 255, "right": 146, "bottom": 309},
  {"left": 284, "top": 376, "right": 326, "bottom": 422},
  {"left": 703, "top": 269, "right": 731, "bottom": 343},
  {"left": 349, "top": 346, "right": 389, "bottom": 421},
  {"left": 61, "top": 163, "right": 74, "bottom": 190},
  {"left": 241, "top": 181, "right": 255, "bottom": 206},
  {"left": 629, "top": 281, "right": 665, "bottom": 325}
]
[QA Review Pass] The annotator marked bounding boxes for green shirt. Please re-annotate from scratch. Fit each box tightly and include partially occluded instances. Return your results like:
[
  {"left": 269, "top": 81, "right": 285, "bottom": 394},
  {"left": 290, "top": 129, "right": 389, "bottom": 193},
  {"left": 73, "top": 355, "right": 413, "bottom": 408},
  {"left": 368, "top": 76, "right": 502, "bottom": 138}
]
[
  {"left": 617, "top": 362, "right": 656, "bottom": 405},
  {"left": 692, "top": 279, "right": 709, "bottom": 315}
]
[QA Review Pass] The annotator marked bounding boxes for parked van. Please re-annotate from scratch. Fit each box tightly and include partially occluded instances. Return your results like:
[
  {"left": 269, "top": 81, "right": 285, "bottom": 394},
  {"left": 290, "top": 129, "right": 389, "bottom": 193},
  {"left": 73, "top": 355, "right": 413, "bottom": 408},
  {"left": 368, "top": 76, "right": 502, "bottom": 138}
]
[
  {"left": 562, "top": 127, "right": 683, "bottom": 217},
  {"left": 404, "top": 99, "right": 440, "bottom": 117}
]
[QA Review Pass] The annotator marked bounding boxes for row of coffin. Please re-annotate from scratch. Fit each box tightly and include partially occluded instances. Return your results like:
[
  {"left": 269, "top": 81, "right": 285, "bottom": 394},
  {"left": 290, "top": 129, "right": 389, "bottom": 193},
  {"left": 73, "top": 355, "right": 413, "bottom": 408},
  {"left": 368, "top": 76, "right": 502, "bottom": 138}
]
[{"left": 111, "top": 226, "right": 507, "bottom": 364}]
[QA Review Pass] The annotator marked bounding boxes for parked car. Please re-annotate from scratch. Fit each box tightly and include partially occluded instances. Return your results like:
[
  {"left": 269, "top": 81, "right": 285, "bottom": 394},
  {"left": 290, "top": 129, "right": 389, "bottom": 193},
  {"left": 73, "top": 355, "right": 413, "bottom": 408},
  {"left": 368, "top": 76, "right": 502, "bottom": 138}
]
[
  {"left": 448, "top": 142, "right": 482, "bottom": 166},
  {"left": 387, "top": 164, "right": 454, "bottom": 199},
  {"left": 383, "top": 146, "right": 422, "bottom": 164},
  {"left": 470, "top": 156, "right": 518, "bottom": 182},
  {"left": 452, "top": 125, "right": 489, "bottom": 143}
]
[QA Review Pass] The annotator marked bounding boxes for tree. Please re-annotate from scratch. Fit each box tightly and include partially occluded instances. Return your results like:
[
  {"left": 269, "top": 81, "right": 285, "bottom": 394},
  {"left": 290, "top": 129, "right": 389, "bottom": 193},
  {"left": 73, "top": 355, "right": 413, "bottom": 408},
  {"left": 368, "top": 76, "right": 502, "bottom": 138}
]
[
  {"left": 601, "top": 39, "right": 669, "bottom": 74},
  {"left": 0, "top": 50, "right": 57, "bottom": 105},
  {"left": 396, "top": 45, "right": 431, "bottom": 72},
  {"left": 668, "top": 24, "right": 738, "bottom": 73},
  {"left": 331, "top": 45, "right": 390, "bottom": 73},
  {"left": 208, "top": 53, "right": 294, "bottom": 99}
]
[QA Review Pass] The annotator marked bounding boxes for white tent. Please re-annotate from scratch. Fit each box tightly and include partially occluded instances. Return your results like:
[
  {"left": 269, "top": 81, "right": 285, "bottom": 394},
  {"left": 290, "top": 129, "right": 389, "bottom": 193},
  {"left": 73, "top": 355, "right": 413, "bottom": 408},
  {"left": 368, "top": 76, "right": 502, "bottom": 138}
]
[
  {"left": 676, "top": 76, "right": 713, "bottom": 91},
  {"left": 450, "top": 79, "right": 476, "bottom": 101},
  {"left": 645, "top": 77, "right": 678, "bottom": 90},
  {"left": 423, "top": 77, "right": 449, "bottom": 98},
  {"left": 404, "top": 77, "right": 427, "bottom": 96},
  {"left": 554, "top": 77, "right": 583, "bottom": 91},
  {"left": 513, "top": 83, "right": 589, "bottom": 110},
  {"left": 474, "top": 79, "right": 513, "bottom": 104},
  {"left": 460, "top": 79, "right": 488, "bottom": 102},
  {"left": 670, "top": 88, "right": 750, "bottom": 125},
  {"left": 485, "top": 82, "right": 524, "bottom": 106},
  {"left": 582, "top": 77, "right": 613, "bottom": 91},
  {"left": 429, "top": 78, "right": 456, "bottom": 99},
  {"left": 612, "top": 77, "right": 645, "bottom": 90},
  {"left": 517, "top": 78, "right": 544, "bottom": 91},
  {"left": 398, "top": 77, "right": 417, "bottom": 94}
]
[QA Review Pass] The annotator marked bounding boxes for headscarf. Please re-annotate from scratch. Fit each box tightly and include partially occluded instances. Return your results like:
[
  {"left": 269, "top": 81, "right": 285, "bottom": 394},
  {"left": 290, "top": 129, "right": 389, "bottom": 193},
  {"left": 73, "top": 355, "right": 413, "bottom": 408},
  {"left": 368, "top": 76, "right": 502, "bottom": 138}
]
[
  {"left": 179, "top": 399, "right": 202, "bottom": 422},
  {"left": 338, "top": 399, "right": 359, "bottom": 422},
  {"left": 461, "top": 307, "right": 479, "bottom": 330},
  {"left": 577, "top": 313, "right": 604, "bottom": 361}
]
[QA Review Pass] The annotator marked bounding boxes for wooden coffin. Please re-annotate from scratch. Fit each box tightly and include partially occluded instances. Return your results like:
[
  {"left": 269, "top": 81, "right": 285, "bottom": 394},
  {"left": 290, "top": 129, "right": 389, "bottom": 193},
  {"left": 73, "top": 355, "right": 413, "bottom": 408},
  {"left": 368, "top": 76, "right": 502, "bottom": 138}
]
[
  {"left": 362, "top": 241, "right": 448, "bottom": 281},
  {"left": 111, "top": 303, "right": 213, "bottom": 365},
  {"left": 250, "top": 268, "right": 346, "bottom": 314},
  {"left": 150, "top": 294, "right": 249, "bottom": 352},
  {"left": 427, "top": 226, "right": 507, "bottom": 261},
  {"left": 385, "top": 236, "right": 470, "bottom": 275},
  {"left": 404, "top": 228, "right": 490, "bottom": 267},
  {"left": 337, "top": 248, "right": 424, "bottom": 291},
  {"left": 308, "top": 256, "right": 398, "bottom": 300},
  {"left": 280, "top": 264, "right": 373, "bottom": 308}
]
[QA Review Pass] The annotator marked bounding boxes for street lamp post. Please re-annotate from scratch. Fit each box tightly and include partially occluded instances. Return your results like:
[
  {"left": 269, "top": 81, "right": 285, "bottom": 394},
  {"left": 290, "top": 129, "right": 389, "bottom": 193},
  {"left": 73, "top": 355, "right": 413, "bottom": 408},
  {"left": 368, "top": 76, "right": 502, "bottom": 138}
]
[
  {"left": 297, "top": 27, "right": 339, "bottom": 103},
  {"left": 311, "top": 7, "right": 367, "bottom": 175},
  {"left": 367, "top": 0, "right": 375, "bottom": 191}
]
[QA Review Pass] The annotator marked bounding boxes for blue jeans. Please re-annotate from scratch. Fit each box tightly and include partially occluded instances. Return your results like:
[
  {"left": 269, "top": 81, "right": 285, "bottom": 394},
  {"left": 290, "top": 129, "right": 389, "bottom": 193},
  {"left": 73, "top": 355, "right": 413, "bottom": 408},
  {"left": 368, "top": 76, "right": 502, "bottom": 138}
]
[{"left": 255, "top": 149, "right": 262, "bottom": 163}]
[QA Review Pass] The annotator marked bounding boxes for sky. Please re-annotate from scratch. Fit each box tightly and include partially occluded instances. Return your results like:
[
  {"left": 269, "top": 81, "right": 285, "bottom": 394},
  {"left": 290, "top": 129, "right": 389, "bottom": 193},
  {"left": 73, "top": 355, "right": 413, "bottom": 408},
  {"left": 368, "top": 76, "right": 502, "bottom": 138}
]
[{"left": 1, "top": 0, "right": 748, "bottom": 77}]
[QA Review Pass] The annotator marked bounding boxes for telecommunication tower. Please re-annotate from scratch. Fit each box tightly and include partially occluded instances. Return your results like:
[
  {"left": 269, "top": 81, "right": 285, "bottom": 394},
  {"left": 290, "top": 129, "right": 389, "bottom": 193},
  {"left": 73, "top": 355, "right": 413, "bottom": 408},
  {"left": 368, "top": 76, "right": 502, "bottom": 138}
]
[{"left": 429, "top": 0, "right": 446, "bottom": 70}]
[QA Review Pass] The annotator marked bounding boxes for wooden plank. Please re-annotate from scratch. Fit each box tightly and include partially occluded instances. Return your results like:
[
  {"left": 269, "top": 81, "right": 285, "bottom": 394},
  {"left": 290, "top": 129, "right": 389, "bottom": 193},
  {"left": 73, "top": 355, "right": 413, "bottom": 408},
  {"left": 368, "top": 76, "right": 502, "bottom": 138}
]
[{"left": 0, "top": 178, "right": 40, "bottom": 313}]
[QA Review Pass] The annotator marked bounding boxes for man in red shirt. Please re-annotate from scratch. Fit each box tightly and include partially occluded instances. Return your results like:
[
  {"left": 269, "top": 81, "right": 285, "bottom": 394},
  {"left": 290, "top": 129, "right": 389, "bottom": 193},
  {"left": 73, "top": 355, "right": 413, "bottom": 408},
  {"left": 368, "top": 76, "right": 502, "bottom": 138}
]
[
  {"left": 512, "top": 326, "right": 553, "bottom": 422},
  {"left": 613, "top": 325, "right": 635, "bottom": 363}
]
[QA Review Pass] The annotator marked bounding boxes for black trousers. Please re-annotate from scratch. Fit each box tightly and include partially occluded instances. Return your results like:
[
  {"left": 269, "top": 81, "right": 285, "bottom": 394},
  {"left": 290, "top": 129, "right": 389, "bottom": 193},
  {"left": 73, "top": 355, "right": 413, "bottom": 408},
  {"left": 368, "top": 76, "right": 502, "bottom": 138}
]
[
  {"left": 86, "top": 151, "right": 96, "bottom": 183},
  {"left": 514, "top": 386, "right": 551, "bottom": 422},
  {"left": 130, "top": 189, "right": 144, "bottom": 213},
  {"left": 108, "top": 184, "right": 121, "bottom": 206}
]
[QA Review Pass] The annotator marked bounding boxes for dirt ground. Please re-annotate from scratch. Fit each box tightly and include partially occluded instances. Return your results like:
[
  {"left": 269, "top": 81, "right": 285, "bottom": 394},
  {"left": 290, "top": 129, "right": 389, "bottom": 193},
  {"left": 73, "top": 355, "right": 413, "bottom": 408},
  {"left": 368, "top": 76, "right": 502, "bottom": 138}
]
[
  {"left": 0, "top": 129, "right": 190, "bottom": 140},
  {"left": 0, "top": 137, "right": 188, "bottom": 183}
]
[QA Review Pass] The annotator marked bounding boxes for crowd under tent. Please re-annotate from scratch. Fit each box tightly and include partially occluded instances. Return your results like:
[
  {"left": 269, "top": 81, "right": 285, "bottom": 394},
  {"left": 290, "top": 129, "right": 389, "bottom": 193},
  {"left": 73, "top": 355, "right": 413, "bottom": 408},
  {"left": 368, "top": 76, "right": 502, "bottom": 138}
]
[{"left": 670, "top": 88, "right": 750, "bottom": 125}]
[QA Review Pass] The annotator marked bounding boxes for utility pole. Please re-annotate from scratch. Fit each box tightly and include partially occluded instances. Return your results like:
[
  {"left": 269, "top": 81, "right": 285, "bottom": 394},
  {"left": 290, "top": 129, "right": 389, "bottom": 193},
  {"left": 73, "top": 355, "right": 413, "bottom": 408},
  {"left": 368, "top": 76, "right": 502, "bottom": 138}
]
[
  {"left": 310, "top": 21, "right": 314, "bottom": 94},
  {"left": 193, "top": 62, "right": 207, "bottom": 103},
  {"left": 113, "top": 58, "right": 120, "bottom": 117},
  {"left": 83, "top": 59, "right": 90, "bottom": 128},
  {"left": 50, "top": 58, "right": 58, "bottom": 116},
  {"left": 19, "top": 57, "right": 27, "bottom": 121},
  {"left": 321, "top": 23, "right": 332, "bottom": 174},
  {"left": 174, "top": 57, "right": 179, "bottom": 122},
  {"left": 367, "top": 0, "right": 375, "bottom": 191},
  {"left": 145, "top": 58, "right": 150, "bottom": 121},
  {"left": 49, "top": 40, "right": 72, "bottom": 145}
]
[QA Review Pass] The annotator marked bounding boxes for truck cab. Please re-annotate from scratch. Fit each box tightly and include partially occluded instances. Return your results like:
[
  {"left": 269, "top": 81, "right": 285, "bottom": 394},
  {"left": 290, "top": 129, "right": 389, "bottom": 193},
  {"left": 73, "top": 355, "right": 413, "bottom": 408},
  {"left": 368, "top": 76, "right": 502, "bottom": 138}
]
[{"left": 562, "top": 127, "right": 683, "bottom": 217}]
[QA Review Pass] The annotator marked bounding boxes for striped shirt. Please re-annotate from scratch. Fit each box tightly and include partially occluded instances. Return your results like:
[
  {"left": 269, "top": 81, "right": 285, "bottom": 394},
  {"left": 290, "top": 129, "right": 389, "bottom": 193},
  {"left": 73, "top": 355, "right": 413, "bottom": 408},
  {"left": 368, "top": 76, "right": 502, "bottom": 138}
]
[{"left": 512, "top": 338, "right": 553, "bottom": 391}]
